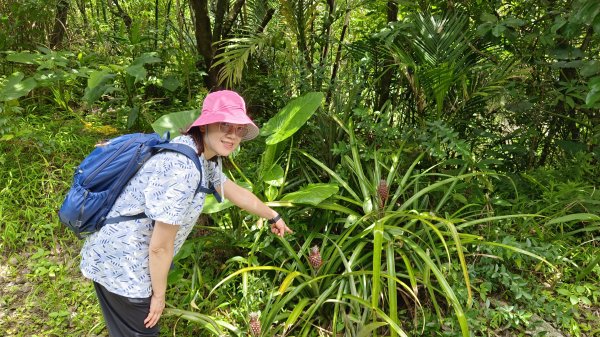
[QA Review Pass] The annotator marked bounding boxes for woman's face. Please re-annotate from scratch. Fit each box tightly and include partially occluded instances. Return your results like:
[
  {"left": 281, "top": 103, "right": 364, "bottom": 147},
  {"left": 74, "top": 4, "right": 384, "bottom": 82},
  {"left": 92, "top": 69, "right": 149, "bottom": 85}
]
[{"left": 202, "top": 122, "right": 246, "bottom": 159}]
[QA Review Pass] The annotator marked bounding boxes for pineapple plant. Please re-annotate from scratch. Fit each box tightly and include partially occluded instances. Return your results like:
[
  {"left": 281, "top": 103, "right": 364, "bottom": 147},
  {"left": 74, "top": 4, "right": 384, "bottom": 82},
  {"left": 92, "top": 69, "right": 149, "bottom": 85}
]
[
  {"left": 249, "top": 312, "right": 261, "bottom": 336},
  {"left": 308, "top": 245, "right": 323, "bottom": 269}
]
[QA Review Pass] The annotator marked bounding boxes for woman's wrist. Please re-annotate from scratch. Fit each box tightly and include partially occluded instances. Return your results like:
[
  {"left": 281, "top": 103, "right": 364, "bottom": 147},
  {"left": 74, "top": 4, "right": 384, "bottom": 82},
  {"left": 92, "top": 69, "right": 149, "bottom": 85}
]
[{"left": 267, "top": 213, "right": 281, "bottom": 224}]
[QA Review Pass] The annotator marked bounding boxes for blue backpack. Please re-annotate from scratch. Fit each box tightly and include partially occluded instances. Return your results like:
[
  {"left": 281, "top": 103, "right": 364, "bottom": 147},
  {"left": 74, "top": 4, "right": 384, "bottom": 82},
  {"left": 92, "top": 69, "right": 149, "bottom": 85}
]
[{"left": 58, "top": 133, "right": 219, "bottom": 239}]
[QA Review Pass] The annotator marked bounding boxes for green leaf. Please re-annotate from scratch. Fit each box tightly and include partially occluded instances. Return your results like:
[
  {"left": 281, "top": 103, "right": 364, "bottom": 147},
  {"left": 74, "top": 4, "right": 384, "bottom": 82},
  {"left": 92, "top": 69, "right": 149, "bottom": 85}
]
[
  {"left": 491, "top": 24, "right": 506, "bottom": 37},
  {"left": 0, "top": 72, "right": 37, "bottom": 101},
  {"left": 127, "top": 105, "right": 140, "bottom": 129},
  {"left": 569, "top": 295, "right": 579, "bottom": 305},
  {"left": 480, "top": 13, "right": 497, "bottom": 23},
  {"left": 160, "top": 75, "right": 180, "bottom": 91},
  {"left": 581, "top": 61, "right": 600, "bottom": 77},
  {"left": 284, "top": 298, "right": 310, "bottom": 331},
  {"left": 131, "top": 52, "right": 161, "bottom": 66},
  {"left": 586, "top": 76, "right": 600, "bottom": 107},
  {"left": 260, "top": 92, "right": 323, "bottom": 145},
  {"left": 546, "top": 213, "right": 600, "bottom": 225},
  {"left": 280, "top": 183, "right": 339, "bottom": 205},
  {"left": 6, "top": 52, "right": 40, "bottom": 64},
  {"left": 83, "top": 69, "right": 115, "bottom": 105},
  {"left": 278, "top": 271, "right": 302, "bottom": 294},
  {"left": 125, "top": 53, "right": 161, "bottom": 83},
  {"left": 202, "top": 181, "right": 252, "bottom": 214},
  {"left": 125, "top": 63, "right": 147, "bottom": 83},
  {"left": 263, "top": 165, "right": 285, "bottom": 186},
  {"left": 202, "top": 194, "right": 234, "bottom": 214},
  {"left": 151, "top": 109, "right": 199, "bottom": 138}
]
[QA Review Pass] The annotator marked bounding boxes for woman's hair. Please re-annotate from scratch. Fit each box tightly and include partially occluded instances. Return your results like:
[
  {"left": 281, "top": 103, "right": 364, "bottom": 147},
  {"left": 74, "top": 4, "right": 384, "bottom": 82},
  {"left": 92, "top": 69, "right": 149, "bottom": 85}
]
[{"left": 182, "top": 126, "right": 205, "bottom": 155}]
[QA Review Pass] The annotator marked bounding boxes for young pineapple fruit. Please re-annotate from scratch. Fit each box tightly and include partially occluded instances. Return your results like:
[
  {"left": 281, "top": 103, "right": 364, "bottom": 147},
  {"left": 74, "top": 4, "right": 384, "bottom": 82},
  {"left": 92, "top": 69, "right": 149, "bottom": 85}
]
[
  {"left": 249, "top": 312, "right": 261, "bottom": 337},
  {"left": 377, "top": 179, "right": 389, "bottom": 209},
  {"left": 308, "top": 245, "right": 323, "bottom": 269}
]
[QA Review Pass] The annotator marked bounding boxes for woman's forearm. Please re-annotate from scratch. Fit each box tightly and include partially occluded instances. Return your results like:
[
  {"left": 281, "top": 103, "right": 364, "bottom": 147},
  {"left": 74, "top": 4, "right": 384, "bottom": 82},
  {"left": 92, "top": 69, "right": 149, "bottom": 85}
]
[
  {"left": 148, "top": 221, "right": 179, "bottom": 298},
  {"left": 223, "top": 180, "right": 278, "bottom": 219}
]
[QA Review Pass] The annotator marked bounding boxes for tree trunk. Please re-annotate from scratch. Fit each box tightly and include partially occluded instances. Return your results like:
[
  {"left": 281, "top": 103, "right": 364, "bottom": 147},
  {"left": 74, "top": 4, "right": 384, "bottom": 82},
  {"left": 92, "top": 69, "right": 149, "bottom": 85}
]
[
  {"left": 221, "top": 0, "right": 246, "bottom": 39},
  {"left": 189, "top": 0, "right": 218, "bottom": 89},
  {"left": 325, "top": 9, "right": 350, "bottom": 106},
  {"left": 50, "top": 0, "right": 69, "bottom": 49},
  {"left": 111, "top": 0, "right": 132, "bottom": 32},
  {"left": 213, "top": 0, "right": 227, "bottom": 41},
  {"left": 257, "top": 7, "right": 275, "bottom": 33}
]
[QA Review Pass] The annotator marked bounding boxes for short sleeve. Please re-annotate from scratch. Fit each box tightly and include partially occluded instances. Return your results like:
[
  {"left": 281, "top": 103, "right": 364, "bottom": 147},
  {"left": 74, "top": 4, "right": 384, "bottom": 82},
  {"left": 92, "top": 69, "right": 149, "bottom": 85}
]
[{"left": 143, "top": 152, "right": 200, "bottom": 225}]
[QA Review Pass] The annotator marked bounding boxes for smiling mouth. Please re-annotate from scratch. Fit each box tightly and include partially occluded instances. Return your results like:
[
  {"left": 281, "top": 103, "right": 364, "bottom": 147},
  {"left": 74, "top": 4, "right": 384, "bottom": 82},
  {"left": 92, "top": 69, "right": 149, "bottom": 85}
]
[{"left": 222, "top": 141, "right": 235, "bottom": 150}]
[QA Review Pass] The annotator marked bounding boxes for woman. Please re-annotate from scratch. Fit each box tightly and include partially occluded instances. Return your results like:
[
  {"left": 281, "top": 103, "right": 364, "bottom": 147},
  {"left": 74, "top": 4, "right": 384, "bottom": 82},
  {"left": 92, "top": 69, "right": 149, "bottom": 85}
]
[{"left": 80, "top": 90, "right": 292, "bottom": 336}]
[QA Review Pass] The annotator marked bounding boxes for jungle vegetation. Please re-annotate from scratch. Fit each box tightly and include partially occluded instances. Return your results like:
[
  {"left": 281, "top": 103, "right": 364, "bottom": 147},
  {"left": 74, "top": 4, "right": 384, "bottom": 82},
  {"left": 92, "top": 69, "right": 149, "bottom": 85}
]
[{"left": 0, "top": 0, "right": 599, "bottom": 336}]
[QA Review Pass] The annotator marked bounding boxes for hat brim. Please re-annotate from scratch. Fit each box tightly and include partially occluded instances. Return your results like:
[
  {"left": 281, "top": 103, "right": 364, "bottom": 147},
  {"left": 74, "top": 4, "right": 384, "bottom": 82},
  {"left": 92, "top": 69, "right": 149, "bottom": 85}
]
[{"left": 187, "top": 112, "right": 260, "bottom": 141}]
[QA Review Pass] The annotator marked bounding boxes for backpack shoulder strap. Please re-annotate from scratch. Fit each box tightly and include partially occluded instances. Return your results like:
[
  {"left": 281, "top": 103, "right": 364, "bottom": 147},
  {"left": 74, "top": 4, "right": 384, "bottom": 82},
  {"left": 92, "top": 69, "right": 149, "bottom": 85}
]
[
  {"left": 153, "top": 142, "right": 201, "bottom": 171},
  {"left": 152, "top": 143, "right": 222, "bottom": 201}
]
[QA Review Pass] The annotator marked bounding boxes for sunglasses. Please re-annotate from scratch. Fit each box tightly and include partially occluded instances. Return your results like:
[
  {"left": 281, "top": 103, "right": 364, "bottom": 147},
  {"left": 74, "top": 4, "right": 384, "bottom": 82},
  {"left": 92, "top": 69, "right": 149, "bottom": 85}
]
[{"left": 218, "top": 122, "right": 249, "bottom": 138}]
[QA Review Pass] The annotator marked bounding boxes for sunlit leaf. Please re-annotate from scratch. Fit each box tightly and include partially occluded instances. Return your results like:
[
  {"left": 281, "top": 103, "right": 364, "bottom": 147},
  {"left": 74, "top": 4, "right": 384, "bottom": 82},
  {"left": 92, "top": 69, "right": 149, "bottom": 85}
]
[
  {"left": 6, "top": 52, "right": 39, "bottom": 64},
  {"left": 546, "top": 213, "right": 600, "bottom": 225},
  {"left": 261, "top": 92, "right": 323, "bottom": 145},
  {"left": 0, "top": 72, "right": 37, "bottom": 101},
  {"left": 263, "top": 165, "right": 285, "bottom": 186},
  {"left": 151, "top": 109, "right": 199, "bottom": 138},
  {"left": 280, "top": 183, "right": 339, "bottom": 205}
]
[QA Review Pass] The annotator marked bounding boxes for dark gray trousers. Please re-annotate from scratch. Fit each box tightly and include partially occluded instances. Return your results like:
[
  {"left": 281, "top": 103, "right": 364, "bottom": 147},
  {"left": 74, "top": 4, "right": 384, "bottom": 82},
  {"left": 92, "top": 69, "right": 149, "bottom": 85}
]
[{"left": 94, "top": 282, "right": 160, "bottom": 337}]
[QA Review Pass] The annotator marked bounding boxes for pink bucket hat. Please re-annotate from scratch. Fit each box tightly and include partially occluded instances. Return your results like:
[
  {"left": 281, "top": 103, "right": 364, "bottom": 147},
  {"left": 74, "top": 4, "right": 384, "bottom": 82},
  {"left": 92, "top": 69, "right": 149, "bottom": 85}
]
[{"left": 187, "top": 90, "right": 259, "bottom": 141}]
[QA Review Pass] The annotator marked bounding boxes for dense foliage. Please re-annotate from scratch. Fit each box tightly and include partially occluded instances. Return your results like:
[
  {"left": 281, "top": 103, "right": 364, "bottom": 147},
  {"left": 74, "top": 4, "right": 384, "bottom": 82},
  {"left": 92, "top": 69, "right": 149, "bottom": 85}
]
[{"left": 1, "top": 0, "right": 599, "bottom": 336}]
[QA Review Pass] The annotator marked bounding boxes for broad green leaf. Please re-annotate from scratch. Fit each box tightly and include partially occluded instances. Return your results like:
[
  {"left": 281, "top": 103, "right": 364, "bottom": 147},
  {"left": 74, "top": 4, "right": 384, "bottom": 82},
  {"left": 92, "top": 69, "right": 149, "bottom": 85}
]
[
  {"left": 131, "top": 52, "right": 161, "bottom": 66},
  {"left": 160, "top": 75, "right": 180, "bottom": 91},
  {"left": 202, "top": 194, "right": 234, "bottom": 214},
  {"left": 151, "top": 109, "right": 199, "bottom": 138},
  {"left": 585, "top": 76, "right": 600, "bottom": 106},
  {"left": 0, "top": 72, "right": 37, "bottom": 101},
  {"left": 6, "top": 52, "right": 39, "bottom": 65},
  {"left": 491, "top": 24, "right": 506, "bottom": 37},
  {"left": 581, "top": 61, "right": 600, "bottom": 77},
  {"left": 263, "top": 165, "right": 284, "bottom": 186},
  {"left": 125, "top": 63, "right": 147, "bottom": 83},
  {"left": 480, "top": 13, "right": 497, "bottom": 23},
  {"left": 280, "top": 183, "right": 339, "bottom": 205},
  {"left": 260, "top": 92, "right": 323, "bottom": 145},
  {"left": 123, "top": 53, "right": 161, "bottom": 83},
  {"left": 202, "top": 182, "right": 252, "bottom": 214},
  {"left": 83, "top": 69, "right": 115, "bottom": 105},
  {"left": 570, "top": 296, "right": 579, "bottom": 305}
]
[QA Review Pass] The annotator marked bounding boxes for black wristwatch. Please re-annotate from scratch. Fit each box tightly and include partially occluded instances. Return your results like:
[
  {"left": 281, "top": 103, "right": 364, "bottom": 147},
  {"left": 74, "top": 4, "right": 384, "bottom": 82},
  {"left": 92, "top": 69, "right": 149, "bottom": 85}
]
[{"left": 267, "top": 214, "right": 281, "bottom": 224}]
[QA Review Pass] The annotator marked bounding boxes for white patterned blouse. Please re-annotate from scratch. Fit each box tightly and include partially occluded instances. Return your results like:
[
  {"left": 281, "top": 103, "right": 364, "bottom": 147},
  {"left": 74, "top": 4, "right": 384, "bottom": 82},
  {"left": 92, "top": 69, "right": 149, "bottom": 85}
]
[{"left": 79, "top": 135, "right": 226, "bottom": 298}]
